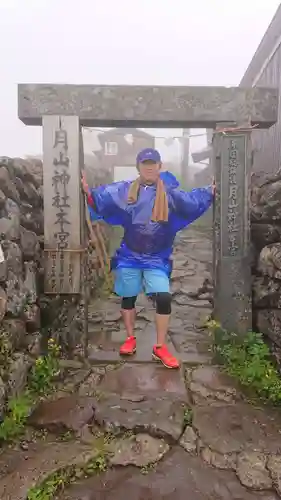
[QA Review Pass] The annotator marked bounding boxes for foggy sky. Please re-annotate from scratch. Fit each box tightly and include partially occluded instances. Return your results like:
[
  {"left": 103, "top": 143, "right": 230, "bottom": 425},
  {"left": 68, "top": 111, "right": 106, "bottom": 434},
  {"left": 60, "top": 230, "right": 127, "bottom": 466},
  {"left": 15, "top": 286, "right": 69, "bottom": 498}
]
[{"left": 0, "top": 0, "right": 280, "bottom": 157}]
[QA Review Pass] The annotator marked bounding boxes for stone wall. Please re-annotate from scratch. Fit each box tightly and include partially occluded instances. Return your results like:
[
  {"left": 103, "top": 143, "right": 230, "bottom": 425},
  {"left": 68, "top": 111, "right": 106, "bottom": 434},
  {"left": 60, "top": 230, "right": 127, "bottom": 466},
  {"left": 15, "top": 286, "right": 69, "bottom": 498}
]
[
  {"left": 251, "top": 171, "right": 281, "bottom": 364},
  {"left": 0, "top": 157, "right": 44, "bottom": 414},
  {"left": 0, "top": 156, "right": 111, "bottom": 417}
]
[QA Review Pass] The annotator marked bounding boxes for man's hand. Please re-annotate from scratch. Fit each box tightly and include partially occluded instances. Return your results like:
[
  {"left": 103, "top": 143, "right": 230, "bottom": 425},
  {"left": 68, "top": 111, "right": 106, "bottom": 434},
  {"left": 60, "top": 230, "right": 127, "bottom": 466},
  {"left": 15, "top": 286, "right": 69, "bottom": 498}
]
[
  {"left": 211, "top": 177, "right": 216, "bottom": 196},
  {"left": 81, "top": 170, "right": 89, "bottom": 195}
]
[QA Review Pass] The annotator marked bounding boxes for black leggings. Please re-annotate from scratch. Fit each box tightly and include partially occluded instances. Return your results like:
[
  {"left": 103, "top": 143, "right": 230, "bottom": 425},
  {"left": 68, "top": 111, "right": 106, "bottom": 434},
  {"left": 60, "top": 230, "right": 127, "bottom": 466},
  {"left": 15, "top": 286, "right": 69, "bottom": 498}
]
[{"left": 121, "top": 293, "right": 171, "bottom": 315}]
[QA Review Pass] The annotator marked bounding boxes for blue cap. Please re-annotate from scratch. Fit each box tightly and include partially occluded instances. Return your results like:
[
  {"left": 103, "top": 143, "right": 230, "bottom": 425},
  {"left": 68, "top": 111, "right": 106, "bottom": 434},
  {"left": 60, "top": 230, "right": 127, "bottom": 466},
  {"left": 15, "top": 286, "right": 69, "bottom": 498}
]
[{"left": 136, "top": 148, "right": 161, "bottom": 164}]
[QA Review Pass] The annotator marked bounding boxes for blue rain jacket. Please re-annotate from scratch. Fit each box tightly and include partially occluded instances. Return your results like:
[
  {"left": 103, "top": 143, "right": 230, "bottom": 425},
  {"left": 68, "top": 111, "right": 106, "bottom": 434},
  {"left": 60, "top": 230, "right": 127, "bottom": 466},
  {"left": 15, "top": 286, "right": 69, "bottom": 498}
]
[{"left": 88, "top": 171, "right": 213, "bottom": 275}]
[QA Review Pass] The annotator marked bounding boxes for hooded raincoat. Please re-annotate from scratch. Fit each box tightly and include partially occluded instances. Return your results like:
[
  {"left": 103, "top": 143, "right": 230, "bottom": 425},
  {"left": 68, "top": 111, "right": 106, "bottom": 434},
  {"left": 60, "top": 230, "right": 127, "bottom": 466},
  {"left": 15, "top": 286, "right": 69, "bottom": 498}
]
[{"left": 88, "top": 172, "right": 213, "bottom": 275}]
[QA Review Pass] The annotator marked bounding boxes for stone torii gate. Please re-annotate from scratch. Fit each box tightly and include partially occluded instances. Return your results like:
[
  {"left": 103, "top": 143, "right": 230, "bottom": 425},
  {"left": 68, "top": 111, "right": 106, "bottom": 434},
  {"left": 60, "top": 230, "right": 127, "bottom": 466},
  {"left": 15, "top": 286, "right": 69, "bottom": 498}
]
[{"left": 18, "top": 84, "right": 278, "bottom": 335}]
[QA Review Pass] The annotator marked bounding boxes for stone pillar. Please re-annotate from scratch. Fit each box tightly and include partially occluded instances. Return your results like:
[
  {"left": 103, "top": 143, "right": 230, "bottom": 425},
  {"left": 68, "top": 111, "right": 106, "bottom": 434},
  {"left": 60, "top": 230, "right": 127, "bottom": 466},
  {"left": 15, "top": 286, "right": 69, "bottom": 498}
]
[
  {"left": 213, "top": 129, "right": 252, "bottom": 334},
  {"left": 42, "top": 115, "right": 83, "bottom": 294}
]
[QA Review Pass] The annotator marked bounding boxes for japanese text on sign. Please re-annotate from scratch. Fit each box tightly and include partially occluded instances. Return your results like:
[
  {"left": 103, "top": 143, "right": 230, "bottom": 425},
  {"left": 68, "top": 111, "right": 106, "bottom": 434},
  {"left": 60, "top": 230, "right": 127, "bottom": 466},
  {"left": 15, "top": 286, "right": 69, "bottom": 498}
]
[
  {"left": 227, "top": 140, "right": 239, "bottom": 256},
  {"left": 51, "top": 120, "right": 71, "bottom": 291},
  {"left": 52, "top": 122, "right": 71, "bottom": 251}
]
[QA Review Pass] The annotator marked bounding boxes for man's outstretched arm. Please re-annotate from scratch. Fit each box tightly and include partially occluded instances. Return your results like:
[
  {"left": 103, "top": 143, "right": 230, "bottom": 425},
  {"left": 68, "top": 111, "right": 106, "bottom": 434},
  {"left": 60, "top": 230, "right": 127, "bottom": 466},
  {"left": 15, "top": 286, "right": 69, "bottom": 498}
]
[
  {"left": 81, "top": 172, "right": 125, "bottom": 226},
  {"left": 170, "top": 182, "right": 215, "bottom": 225}
]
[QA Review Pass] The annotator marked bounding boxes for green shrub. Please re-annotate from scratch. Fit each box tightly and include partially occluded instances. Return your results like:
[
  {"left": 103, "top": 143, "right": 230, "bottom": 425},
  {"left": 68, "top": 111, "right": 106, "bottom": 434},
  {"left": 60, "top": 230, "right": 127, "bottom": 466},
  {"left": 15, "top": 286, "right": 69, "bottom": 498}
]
[
  {"left": 0, "top": 338, "right": 61, "bottom": 442},
  {"left": 208, "top": 320, "right": 281, "bottom": 405}
]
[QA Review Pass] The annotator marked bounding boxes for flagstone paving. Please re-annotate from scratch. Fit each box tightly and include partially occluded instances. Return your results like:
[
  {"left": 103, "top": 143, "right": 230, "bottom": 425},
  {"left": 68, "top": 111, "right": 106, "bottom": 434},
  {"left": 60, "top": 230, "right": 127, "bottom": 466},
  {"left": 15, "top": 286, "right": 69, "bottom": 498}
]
[{"left": 0, "top": 228, "right": 281, "bottom": 499}]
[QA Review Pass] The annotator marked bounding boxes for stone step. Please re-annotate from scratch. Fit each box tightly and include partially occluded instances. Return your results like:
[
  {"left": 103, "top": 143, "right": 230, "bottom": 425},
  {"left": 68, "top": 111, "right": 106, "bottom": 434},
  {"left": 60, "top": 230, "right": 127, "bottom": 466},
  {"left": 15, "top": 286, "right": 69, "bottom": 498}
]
[
  {"left": 0, "top": 440, "right": 100, "bottom": 500},
  {"left": 88, "top": 324, "right": 178, "bottom": 365}
]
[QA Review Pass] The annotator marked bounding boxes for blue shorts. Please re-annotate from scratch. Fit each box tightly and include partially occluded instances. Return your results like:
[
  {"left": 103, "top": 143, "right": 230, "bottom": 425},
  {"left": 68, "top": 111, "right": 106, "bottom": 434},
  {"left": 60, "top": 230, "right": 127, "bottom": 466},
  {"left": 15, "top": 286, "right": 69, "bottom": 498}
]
[{"left": 114, "top": 268, "right": 170, "bottom": 297}]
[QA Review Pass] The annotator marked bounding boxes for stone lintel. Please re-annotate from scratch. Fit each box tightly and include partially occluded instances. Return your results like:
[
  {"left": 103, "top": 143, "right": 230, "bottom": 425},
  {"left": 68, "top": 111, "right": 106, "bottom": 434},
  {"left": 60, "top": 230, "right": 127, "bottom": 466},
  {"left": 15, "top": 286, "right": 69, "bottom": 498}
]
[{"left": 18, "top": 84, "right": 278, "bottom": 128}]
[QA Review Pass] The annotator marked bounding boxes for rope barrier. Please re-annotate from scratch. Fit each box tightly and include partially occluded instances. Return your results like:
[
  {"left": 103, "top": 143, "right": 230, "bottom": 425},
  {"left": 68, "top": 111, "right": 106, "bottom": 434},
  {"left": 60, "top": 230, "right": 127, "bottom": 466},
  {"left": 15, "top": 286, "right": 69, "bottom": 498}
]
[{"left": 213, "top": 124, "right": 258, "bottom": 134}]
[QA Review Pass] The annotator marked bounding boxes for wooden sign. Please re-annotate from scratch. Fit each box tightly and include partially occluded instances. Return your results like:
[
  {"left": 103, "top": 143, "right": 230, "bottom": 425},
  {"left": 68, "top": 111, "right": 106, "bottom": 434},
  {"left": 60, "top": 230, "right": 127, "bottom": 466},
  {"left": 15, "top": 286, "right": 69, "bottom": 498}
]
[{"left": 42, "top": 115, "right": 82, "bottom": 294}]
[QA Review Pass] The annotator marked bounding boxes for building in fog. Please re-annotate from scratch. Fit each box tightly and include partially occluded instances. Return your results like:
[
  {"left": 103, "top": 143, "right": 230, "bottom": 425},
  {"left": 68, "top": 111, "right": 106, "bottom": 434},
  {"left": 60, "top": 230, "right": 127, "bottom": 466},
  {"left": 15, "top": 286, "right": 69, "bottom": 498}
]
[
  {"left": 240, "top": 4, "right": 281, "bottom": 182},
  {"left": 95, "top": 128, "right": 155, "bottom": 181}
]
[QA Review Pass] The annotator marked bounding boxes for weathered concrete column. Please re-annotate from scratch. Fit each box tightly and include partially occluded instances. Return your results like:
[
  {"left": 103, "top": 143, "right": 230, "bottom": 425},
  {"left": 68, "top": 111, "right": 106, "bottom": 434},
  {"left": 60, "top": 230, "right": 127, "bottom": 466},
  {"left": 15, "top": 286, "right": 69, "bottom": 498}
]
[
  {"left": 42, "top": 115, "right": 83, "bottom": 294},
  {"left": 213, "top": 128, "right": 252, "bottom": 334}
]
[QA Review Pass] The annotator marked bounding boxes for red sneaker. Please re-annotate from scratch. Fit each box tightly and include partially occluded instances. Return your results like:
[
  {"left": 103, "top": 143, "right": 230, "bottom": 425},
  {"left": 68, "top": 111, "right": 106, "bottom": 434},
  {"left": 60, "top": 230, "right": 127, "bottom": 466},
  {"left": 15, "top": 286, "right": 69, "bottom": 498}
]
[
  {"left": 152, "top": 345, "right": 180, "bottom": 369},
  {"left": 120, "top": 336, "right": 136, "bottom": 355}
]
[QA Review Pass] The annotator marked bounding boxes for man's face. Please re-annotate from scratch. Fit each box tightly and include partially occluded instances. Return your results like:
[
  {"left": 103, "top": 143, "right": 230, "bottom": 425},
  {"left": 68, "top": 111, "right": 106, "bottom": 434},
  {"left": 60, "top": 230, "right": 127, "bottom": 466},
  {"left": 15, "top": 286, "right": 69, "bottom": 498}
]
[{"left": 138, "top": 159, "right": 161, "bottom": 184}]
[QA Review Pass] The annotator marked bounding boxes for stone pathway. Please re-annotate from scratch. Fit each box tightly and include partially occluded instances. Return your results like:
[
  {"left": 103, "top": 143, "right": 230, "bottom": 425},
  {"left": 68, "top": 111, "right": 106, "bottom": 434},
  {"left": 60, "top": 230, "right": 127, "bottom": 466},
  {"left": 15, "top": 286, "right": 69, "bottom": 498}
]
[{"left": 1, "top": 228, "right": 281, "bottom": 499}]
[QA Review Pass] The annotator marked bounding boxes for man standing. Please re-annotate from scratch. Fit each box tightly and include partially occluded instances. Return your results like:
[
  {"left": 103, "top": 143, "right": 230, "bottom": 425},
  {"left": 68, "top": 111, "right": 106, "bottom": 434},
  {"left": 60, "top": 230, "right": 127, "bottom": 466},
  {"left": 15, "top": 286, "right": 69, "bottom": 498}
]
[{"left": 82, "top": 148, "right": 214, "bottom": 369}]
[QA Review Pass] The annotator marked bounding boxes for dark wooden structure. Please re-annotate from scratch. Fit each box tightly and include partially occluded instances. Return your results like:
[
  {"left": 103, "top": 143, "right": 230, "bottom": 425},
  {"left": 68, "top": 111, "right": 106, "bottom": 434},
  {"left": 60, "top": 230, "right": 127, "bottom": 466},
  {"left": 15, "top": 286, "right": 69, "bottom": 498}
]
[
  {"left": 95, "top": 128, "right": 154, "bottom": 173},
  {"left": 240, "top": 5, "right": 281, "bottom": 181}
]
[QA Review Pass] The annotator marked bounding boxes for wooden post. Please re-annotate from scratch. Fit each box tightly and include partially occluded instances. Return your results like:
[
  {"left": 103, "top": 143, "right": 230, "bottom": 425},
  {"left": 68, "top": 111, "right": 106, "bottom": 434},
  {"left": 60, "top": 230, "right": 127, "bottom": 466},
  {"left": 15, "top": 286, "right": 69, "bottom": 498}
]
[{"left": 42, "top": 115, "right": 83, "bottom": 294}]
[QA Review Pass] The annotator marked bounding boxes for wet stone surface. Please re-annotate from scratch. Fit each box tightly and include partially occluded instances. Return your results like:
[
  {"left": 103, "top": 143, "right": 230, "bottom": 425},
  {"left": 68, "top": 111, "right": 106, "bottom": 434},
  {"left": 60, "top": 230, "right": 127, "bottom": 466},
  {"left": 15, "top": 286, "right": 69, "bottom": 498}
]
[
  {"left": 29, "top": 395, "right": 96, "bottom": 433},
  {"left": 109, "top": 433, "right": 170, "bottom": 467},
  {"left": 96, "top": 363, "right": 187, "bottom": 398},
  {"left": 93, "top": 393, "right": 186, "bottom": 442},
  {"left": 58, "top": 448, "right": 279, "bottom": 500},
  {"left": 189, "top": 365, "right": 240, "bottom": 404},
  {"left": 179, "top": 425, "right": 197, "bottom": 452},
  {"left": 192, "top": 403, "right": 281, "bottom": 455},
  {"left": 201, "top": 446, "right": 237, "bottom": 470},
  {"left": 2, "top": 229, "right": 281, "bottom": 499},
  {"left": 0, "top": 441, "right": 97, "bottom": 500},
  {"left": 236, "top": 451, "right": 272, "bottom": 490}
]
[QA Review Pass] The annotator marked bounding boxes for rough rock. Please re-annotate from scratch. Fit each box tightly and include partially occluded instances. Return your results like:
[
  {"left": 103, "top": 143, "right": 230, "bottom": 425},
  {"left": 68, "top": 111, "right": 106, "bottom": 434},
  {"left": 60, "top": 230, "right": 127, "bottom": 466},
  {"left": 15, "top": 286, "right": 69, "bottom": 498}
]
[
  {"left": 29, "top": 395, "right": 95, "bottom": 433},
  {"left": 93, "top": 393, "right": 185, "bottom": 441},
  {"left": 1, "top": 318, "right": 26, "bottom": 350},
  {"left": 0, "top": 376, "right": 5, "bottom": 414},
  {"left": 14, "top": 177, "right": 41, "bottom": 207},
  {"left": 0, "top": 215, "right": 20, "bottom": 241},
  {"left": 251, "top": 175, "right": 281, "bottom": 357},
  {"left": 24, "top": 304, "right": 40, "bottom": 332},
  {"left": 3, "top": 240, "right": 22, "bottom": 275},
  {"left": 0, "top": 167, "right": 20, "bottom": 203},
  {"left": 0, "top": 440, "right": 97, "bottom": 500},
  {"left": 78, "top": 369, "right": 105, "bottom": 396},
  {"left": 201, "top": 447, "right": 237, "bottom": 470},
  {"left": 103, "top": 308, "right": 122, "bottom": 322},
  {"left": 55, "top": 366, "right": 92, "bottom": 396},
  {"left": 192, "top": 404, "right": 281, "bottom": 455},
  {"left": 258, "top": 243, "right": 281, "bottom": 279},
  {"left": 12, "top": 157, "right": 43, "bottom": 188},
  {"left": 7, "top": 353, "right": 32, "bottom": 398},
  {"left": 180, "top": 425, "right": 197, "bottom": 452},
  {"left": 5, "top": 197, "right": 20, "bottom": 217},
  {"left": 109, "top": 433, "right": 169, "bottom": 467},
  {"left": 20, "top": 226, "right": 40, "bottom": 260},
  {"left": 5, "top": 272, "right": 28, "bottom": 316},
  {"left": 175, "top": 295, "right": 211, "bottom": 308},
  {"left": 58, "top": 447, "right": 278, "bottom": 500},
  {"left": 253, "top": 276, "right": 281, "bottom": 308},
  {"left": 23, "top": 261, "right": 37, "bottom": 303},
  {"left": 20, "top": 207, "right": 43, "bottom": 235},
  {"left": 257, "top": 310, "right": 281, "bottom": 348},
  {"left": 251, "top": 223, "right": 281, "bottom": 252},
  {"left": 0, "top": 155, "right": 111, "bottom": 415},
  {"left": 251, "top": 177, "right": 281, "bottom": 222},
  {"left": 0, "top": 257, "right": 7, "bottom": 283},
  {"left": 267, "top": 454, "right": 281, "bottom": 496},
  {"left": 0, "top": 286, "right": 7, "bottom": 321},
  {"left": 0, "top": 188, "right": 6, "bottom": 209},
  {"left": 189, "top": 366, "right": 238, "bottom": 404},
  {"left": 236, "top": 451, "right": 272, "bottom": 490}
]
